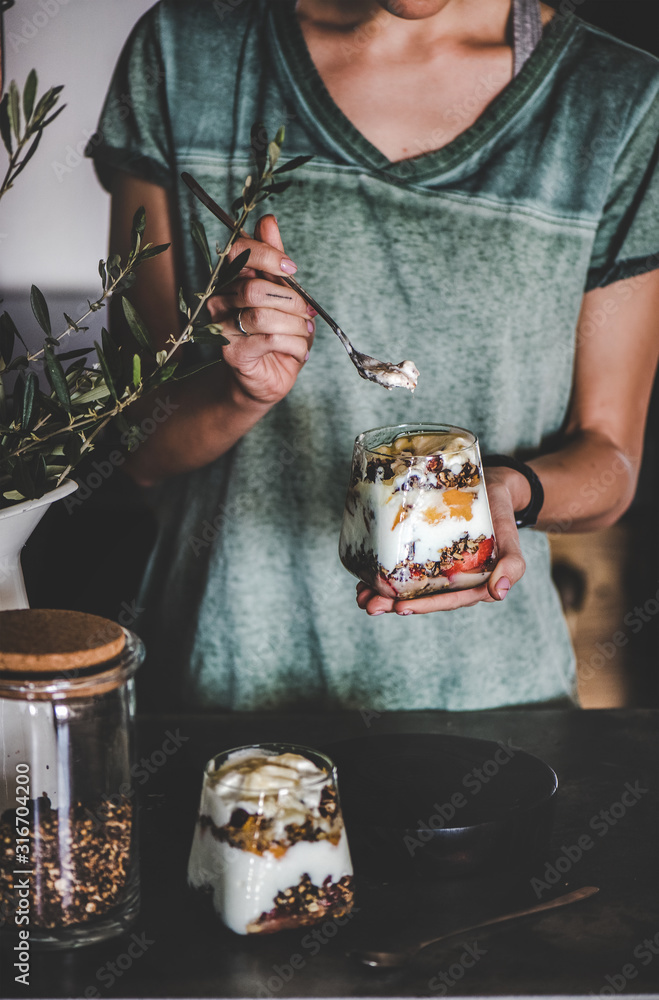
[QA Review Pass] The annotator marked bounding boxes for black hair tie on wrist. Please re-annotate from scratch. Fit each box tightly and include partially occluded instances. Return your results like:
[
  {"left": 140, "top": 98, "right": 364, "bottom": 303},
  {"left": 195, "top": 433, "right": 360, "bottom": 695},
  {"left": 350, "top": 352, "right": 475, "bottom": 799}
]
[{"left": 482, "top": 454, "right": 545, "bottom": 529}]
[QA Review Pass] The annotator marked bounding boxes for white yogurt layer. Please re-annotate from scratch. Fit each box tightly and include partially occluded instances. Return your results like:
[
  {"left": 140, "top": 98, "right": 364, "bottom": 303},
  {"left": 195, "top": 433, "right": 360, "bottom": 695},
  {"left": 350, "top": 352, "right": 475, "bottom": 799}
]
[{"left": 188, "top": 825, "right": 352, "bottom": 935}]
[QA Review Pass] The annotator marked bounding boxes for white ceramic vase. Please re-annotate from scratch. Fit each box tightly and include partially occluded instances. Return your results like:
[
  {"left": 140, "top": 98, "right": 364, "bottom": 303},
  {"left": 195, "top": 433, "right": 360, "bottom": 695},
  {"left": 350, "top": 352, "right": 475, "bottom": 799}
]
[{"left": 0, "top": 479, "right": 78, "bottom": 610}]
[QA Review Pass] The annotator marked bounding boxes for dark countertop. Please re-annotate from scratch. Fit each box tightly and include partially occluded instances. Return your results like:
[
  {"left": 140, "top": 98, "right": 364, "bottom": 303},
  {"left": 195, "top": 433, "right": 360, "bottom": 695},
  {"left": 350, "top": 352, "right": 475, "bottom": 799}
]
[{"left": 1, "top": 709, "right": 658, "bottom": 999}]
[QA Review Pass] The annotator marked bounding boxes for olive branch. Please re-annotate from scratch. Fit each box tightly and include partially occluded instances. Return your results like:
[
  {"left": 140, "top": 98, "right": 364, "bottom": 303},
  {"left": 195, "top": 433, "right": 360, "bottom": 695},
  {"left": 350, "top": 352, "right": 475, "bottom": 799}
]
[{"left": 0, "top": 73, "right": 310, "bottom": 506}]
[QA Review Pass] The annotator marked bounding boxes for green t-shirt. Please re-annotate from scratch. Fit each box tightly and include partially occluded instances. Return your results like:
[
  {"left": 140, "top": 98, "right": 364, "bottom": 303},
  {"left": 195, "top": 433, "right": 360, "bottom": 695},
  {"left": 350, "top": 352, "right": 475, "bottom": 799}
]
[{"left": 88, "top": 0, "right": 659, "bottom": 711}]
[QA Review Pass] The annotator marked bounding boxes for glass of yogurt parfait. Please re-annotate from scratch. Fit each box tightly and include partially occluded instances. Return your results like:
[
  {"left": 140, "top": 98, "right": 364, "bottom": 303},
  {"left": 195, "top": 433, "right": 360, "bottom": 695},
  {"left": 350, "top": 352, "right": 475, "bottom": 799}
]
[
  {"left": 187, "top": 743, "right": 354, "bottom": 934},
  {"left": 339, "top": 423, "right": 497, "bottom": 600}
]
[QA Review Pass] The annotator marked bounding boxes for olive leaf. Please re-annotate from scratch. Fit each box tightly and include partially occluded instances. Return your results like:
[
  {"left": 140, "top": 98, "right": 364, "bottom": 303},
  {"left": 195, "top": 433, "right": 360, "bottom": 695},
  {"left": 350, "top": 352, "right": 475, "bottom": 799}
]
[
  {"left": 268, "top": 140, "right": 281, "bottom": 170},
  {"left": 8, "top": 80, "right": 21, "bottom": 142},
  {"left": 7, "top": 355, "right": 28, "bottom": 372},
  {"left": 23, "top": 69, "right": 38, "bottom": 123},
  {"left": 191, "top": 218, "right": 212, "bottom": 272},
  {"left": 132, "top": 205, "right": 146, "bottom": 236},
  {"left": 107, "top": 253, "right": 121, "bottom": 282},
  {"left": 63, "top": 358, "right": 89, "bottom": 381},
  {"left": 191, "top": 327, "right": 230, "bottom": 345},
  {"left": 20, "top": 371, "right": 38, "bottom": 431},
  {"left": 266, "top": 180, "right": 292, "bottom": 196},
  {"left": 39, "top": 105, "right": 66, "bottom": 129},
  {"left": 31, "top": 85, "right": 64, "bottom": 127},
  {"left": 147, "top": 362, "right": 177, "bottom": 387},
  {"left": 57, "top": 347, "right": 92, "bottom": 361},
  {"left": 130, "top": 206, "right": 146, "bottom": 259},
  {"left": 215, "top": 248, "right": 250, "bottom": 290},
  {"left": 101, "top": 327, "right": 122, "bottom": 380},
  {"left": 250, "top": 122, "right": 267, "bottom": 176},
  {"left": 1, "top": 311, "right": 26, "bottom": 353},
  {"left": 0, "top": 317, "right": 14, "bottom": 368},
  {"left": 11, "top": 130, "right": 43, "bottom": 184},
  {"left": 274, "top": 154, "right": 314, "bottom": 174},
  {"left": 43, "top": 344, "right": 72, "bottom": 411},
  {"left": 30, "top": 284, "right": 51, "bottom": 336},
  {"left": 0, "top": 94, "right": 12, "bottom": 155},
  {"left": 63, "top": 435, "right": 82, "bottom": 467},
  {"left": 94, "top": 341, "right": 118, "bottom": 402},
  {"left": 135, "top": 242, "right": 170, "bottom": 262},
  {"left": 63, "top": 312, "right": 86, "bottom": 333},
  {"left": 121, "top": 297, "right": 154, "bottom": 355}
]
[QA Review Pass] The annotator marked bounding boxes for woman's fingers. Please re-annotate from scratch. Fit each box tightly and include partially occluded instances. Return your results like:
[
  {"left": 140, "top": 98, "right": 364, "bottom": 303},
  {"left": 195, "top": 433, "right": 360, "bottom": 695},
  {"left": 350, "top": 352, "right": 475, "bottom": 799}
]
[
  {"left": 356, "top": 581, "right": 497, "bottom": 616},
  {"left": 224, "top": 332, "right": 312, "bottom": 367},
  {"left": 207, "top": 282, "right": 315, "bottom": 350},
  {"left": 356, "top": 585, "right": 395, "bottom": 615},
  {"left": 204, "top": 214, "right": 316, "bottom": 404},
  {"left": 209, "top": 278, "right": 310, "bottom": 320},
  {"left": 226, "top": 215, "right": 297, "bottom": 278},
  {"left": 484, "top": 480, "right": 526, "bottom": 601},
  {"left": 254, "top": 213, "right": 284, "bottom": 252},
  {"left": 391, "top": 583, "right": 491, "bottom": 615},
  {"left": 227, "top": 306, "right": 313, "bottom": 339}
]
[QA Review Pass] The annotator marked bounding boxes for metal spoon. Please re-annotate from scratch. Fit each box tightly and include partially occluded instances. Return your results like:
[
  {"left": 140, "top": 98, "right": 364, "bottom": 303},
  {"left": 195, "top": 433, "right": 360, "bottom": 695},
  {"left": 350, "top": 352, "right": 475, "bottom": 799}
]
[
  {"left": 181, "top": 172, "right": 419, "bottom": 392},
  {"left": 350, "top": 885, "right": 599, "bottom": 968}
]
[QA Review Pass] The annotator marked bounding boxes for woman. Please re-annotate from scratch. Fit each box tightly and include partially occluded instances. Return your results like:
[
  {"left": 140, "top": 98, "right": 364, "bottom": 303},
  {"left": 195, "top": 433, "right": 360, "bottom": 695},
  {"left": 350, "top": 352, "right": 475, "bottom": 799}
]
[{"left": 88, "top": 0, "right": 659, "bottom": 711}]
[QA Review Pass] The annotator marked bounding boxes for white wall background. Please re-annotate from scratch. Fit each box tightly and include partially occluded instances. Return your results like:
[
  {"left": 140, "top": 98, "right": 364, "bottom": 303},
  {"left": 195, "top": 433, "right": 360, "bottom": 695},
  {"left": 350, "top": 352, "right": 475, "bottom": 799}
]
[{"left": 2, "top": 0, "right": 155, "bottom": 293}]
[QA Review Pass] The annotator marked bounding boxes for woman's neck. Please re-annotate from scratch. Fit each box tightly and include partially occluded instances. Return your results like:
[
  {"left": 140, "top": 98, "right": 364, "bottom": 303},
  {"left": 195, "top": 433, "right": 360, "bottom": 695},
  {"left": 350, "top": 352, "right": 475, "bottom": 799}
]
[{"left": 294, "top": 0, "right": 554, "bottom": 162}]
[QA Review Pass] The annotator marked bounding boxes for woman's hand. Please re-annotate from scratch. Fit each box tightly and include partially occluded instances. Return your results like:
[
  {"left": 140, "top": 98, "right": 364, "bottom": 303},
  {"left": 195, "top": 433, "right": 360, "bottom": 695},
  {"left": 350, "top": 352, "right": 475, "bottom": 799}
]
[
  {"left": 207, "top": 215, "right": 315, "bottom": 405},
  {"left": 355, "top": 466, "right": 528, "bottom": 616}
]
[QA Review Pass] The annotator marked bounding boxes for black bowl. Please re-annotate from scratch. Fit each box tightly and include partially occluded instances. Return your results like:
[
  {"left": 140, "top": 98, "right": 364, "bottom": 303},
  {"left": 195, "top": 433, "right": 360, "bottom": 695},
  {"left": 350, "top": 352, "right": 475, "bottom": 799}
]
[{"left": 323, "top": 733, "right": 558, "bottom": 877}]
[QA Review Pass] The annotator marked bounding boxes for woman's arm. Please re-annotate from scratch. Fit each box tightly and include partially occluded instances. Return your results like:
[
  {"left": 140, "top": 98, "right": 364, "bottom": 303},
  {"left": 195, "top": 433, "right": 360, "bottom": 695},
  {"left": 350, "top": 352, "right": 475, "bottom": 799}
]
[
  {"left": 526, "top": 270, "right": 659, "bottom": 532},
  {"left": 108, "top": 172, "right": 314, "bottom": 486},
  {"left": 358, "top": 269, "right": 659, "bottom": 615}
]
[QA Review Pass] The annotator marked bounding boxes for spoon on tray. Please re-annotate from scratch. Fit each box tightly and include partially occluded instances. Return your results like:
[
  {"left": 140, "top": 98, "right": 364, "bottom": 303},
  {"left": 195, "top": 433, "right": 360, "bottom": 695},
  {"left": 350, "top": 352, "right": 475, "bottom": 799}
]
[
  {"left": 350, "top": 885, "right": 600, "bottom": 968},
  {"left": 181, "top": 172, "right": 420, "bottom": 392}
]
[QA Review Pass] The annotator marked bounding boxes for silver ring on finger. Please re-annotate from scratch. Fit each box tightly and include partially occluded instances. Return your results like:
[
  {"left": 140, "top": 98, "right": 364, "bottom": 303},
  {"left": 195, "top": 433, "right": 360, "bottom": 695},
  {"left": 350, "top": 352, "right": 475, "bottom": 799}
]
[{"left": 235, "top": 308, "right": 249, "bottom": 336}]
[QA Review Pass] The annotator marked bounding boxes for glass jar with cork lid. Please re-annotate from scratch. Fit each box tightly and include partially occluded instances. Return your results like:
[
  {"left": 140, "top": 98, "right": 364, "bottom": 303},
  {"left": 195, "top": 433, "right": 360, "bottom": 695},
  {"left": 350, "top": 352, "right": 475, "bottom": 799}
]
[{"left": 0, "top": 609, "right": 144, "bottom": 949}]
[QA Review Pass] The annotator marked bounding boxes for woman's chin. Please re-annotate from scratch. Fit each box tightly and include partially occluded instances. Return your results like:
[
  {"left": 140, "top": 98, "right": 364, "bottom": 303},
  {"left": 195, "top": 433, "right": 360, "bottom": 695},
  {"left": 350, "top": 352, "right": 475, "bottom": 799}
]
[{"left": 377, "top": 0, "right": 453, "bottom": 19}]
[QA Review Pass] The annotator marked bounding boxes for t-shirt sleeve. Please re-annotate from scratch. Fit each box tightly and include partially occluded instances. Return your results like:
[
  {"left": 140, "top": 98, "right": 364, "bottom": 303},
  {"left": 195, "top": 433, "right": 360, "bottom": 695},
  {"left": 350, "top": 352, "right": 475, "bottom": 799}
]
[
  {"left": 85, "top": 7, "right": 173, "bottom": 192},
  {"left": 585, "top": 89, "right": 659, "bottom": 291}
]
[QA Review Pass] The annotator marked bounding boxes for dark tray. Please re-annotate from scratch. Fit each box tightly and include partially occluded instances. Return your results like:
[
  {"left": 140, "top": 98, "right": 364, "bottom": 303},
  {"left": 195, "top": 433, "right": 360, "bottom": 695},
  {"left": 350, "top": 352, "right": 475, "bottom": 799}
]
[{"left": 323, "top": 732, "right": 558, "bottom": 877}]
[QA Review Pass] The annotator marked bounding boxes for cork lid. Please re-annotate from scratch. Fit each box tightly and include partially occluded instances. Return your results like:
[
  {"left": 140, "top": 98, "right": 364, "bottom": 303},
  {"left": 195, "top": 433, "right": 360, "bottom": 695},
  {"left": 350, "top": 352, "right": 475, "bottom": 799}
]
[{"left": 0, "top": 609, "right": 126, "bottom": 673}]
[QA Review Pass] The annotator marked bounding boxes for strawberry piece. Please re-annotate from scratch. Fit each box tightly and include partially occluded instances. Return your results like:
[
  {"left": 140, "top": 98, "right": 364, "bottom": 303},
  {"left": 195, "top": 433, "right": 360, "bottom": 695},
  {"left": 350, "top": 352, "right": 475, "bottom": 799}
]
[{"left": 445, "top": 536, "right": 495, "bottom": 576}]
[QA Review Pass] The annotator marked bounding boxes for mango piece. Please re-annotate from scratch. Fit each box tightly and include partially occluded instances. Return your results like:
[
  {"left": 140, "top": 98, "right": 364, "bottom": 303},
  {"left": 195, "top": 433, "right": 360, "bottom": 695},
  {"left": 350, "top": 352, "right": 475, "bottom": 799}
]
[
  {"left": 392, "top": 505, "right": 411, "bottom": 529},
  {"left": 422, "top": 506, "right": 446, "bottom": 525},
  {"left": 442, "top": 488, "right": 474, "bottom": 521}
]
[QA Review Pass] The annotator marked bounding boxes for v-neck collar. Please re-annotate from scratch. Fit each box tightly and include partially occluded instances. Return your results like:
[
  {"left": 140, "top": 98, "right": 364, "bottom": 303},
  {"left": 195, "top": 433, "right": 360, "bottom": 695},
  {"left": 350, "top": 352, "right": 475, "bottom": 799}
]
[{"left": 268, "top": 1, "right": 578, "bottom": 184}]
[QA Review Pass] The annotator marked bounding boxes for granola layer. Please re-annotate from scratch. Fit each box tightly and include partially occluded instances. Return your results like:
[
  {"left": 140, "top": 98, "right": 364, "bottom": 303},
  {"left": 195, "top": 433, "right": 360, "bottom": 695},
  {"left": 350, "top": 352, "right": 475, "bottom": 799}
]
[
  {"left": 247, "top": 873, "right": 354, "bottom": 934},
  {"left": 0, "top": 795, "right": 132, "bottom": 930}
]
